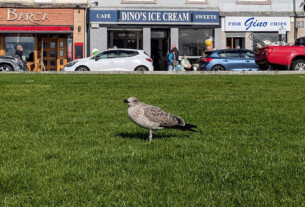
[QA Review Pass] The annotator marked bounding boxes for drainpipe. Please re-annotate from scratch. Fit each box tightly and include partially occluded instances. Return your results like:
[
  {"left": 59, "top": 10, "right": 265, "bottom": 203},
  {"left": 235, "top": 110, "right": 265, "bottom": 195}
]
[{"left": 293, "top": 0, "right": 297, "bottom": 40}]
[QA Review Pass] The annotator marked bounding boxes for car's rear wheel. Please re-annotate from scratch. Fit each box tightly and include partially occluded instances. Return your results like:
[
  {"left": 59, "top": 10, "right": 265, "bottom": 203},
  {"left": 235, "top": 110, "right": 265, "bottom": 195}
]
[
  {"left": 211, "top": 65, "right": 225, "bottom": 71},
  {"left": 134, "top": 66, "right": 148, "bottom": 71},
  {"left": 0, "top": 64, "right": 13, "bottom": 72},
  {"left": 75, "top": 66, "right": 90, "bottom": 71},
  {"left": 291, "top": 59, "right": 305, "bottom": 71}
]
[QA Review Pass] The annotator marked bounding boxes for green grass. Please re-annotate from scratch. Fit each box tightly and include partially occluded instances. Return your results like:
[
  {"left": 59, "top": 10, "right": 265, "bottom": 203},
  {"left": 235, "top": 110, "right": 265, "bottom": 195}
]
[{"left": 0, "top": 74, "right": 304, "bottom": 206}]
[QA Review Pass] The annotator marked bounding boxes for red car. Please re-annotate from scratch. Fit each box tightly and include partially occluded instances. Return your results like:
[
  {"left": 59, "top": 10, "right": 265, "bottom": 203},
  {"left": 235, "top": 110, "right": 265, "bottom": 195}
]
[{"left": 255, "top": 37, "right": 305, "bottom": 71}]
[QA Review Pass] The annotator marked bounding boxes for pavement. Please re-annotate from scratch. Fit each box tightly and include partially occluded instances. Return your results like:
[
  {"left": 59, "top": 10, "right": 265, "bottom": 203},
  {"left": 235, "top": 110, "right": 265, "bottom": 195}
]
[{"left": 2, "top": 70, "right": 305, "bottom": 75}]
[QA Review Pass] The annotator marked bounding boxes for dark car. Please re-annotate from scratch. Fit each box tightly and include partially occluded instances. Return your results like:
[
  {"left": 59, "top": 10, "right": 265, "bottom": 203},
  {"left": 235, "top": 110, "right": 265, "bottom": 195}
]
[
  {"left": 0, "top": 56, "right": 27, "bottom": 72},
  {"left": 197, "top": 49, "right": 259, "bottom": 71}
]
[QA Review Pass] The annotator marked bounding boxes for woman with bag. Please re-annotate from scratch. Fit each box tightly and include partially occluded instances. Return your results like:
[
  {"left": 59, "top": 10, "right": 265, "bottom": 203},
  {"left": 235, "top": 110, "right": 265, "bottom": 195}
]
[{"left": 167, "top": 49, "right": 179, "bottom": 71}]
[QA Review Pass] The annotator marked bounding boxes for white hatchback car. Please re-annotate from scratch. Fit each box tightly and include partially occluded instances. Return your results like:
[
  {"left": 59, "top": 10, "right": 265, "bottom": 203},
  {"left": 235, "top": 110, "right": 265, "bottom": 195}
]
[{"left": 63, "top": 49, "right": 154, "bottom": 72}]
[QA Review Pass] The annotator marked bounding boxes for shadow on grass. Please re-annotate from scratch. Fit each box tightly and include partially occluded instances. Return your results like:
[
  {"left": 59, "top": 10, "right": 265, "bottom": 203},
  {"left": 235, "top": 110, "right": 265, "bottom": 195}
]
[{"left": 117, "top": 131, "right": 193, "bottom": 141}]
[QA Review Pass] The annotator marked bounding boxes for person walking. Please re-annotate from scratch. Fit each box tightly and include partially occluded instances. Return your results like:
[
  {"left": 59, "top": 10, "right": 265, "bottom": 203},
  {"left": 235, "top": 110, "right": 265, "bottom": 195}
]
[
  {"left": 167, "top": 49, "right": 177, "bottom": 71},
  {"left": 171, "top": 44, "right": 179, "bottom": 63}
]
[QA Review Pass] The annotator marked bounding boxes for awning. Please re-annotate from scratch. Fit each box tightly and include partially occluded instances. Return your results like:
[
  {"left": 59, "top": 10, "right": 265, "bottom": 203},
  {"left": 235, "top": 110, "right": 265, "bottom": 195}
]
[{"left": 0, "top": 26, "right": 73, "bottom": 33}]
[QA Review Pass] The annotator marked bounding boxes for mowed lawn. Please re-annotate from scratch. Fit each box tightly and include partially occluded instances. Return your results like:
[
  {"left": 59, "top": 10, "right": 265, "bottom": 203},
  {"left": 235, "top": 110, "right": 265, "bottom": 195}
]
[{"left": 0, "top": 73, "right": 304, "bottom": 206}]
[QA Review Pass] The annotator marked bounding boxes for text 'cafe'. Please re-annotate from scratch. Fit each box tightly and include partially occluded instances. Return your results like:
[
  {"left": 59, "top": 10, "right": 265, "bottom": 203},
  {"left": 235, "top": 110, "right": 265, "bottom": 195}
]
[{"left": 89, "top": 9, "right": 219, "bottom": 70}]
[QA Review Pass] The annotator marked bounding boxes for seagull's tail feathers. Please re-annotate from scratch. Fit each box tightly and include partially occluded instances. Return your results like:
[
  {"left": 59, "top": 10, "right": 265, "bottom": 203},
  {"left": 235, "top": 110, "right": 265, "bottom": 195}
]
[{"left": 161, "top": 123, "right": 198, "bottom": 132}]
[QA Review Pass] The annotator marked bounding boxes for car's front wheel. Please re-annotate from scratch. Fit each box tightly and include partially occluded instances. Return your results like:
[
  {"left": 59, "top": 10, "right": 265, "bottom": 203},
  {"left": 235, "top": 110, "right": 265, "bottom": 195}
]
[
  {"left": 75, "top": 66, "right": 90, "bottom": 71},
  {"left": 291, "top": 59, "right": 305, "bottom": 71},
  {"left": 211, "top": 65, "right": 226, "bottom": 71},
  {"left": 134, "top": 66, "right": 148, "bottom": 71},
  {"left": 0, "top": 64, "right": 13, "bottom": 72}
]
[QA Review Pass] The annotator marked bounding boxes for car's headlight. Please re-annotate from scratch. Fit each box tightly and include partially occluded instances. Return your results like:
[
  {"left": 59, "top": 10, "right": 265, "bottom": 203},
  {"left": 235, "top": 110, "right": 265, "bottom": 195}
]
[{"left": 65, "top": 61, "right": 78, "bottom": 67}]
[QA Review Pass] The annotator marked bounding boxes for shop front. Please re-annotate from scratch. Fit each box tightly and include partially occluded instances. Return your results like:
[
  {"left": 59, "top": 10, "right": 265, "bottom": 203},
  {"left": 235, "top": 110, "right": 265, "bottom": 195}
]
[
  {"left": 224, "top": 16, "right": 291, "bottom": 50},
  {"left": 89, "top": 9, "right": 219, "bottom": 70},
  {"left": 0, "top": 7, "right": 85, "bottom": 71}
]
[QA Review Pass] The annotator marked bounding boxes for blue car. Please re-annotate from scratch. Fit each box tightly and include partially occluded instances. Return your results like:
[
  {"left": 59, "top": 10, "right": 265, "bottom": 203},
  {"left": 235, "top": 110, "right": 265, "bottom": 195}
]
[{"left": 198, "top": 49, "right": 259, "bottom": 71}]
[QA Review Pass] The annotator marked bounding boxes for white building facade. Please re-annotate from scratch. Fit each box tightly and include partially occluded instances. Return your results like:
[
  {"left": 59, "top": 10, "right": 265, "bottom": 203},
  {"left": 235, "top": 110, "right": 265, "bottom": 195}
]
[{"left": 87, "top": 0, "right": 305, "bottom": 70}]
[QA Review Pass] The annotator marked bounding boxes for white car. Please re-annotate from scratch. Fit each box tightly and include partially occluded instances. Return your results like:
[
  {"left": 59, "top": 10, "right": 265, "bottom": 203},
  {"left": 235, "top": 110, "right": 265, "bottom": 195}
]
[{"left": 63, "top": 49, "right": 153, "bottom": 72}]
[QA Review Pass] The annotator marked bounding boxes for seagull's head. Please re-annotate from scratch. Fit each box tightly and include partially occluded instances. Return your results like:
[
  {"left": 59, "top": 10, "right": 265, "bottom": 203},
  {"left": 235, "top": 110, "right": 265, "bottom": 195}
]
[{"left": 123, "top": 97, "right": 140, "bottom": 107}]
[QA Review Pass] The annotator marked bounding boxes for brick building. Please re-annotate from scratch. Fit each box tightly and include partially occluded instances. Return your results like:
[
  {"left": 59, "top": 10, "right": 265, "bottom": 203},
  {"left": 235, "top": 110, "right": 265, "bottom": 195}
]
[{"left": 0, "top": 0, "right": 87, "bottom": 71}]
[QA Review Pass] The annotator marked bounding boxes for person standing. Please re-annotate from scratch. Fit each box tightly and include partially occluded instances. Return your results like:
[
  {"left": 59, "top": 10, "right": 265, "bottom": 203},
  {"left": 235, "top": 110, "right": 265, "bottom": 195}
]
[
  {"left": 167, "top": 49, "right": 178, "bottom": 71},
  {"left": 171, "top": 44, "right": 179, "bottom": 63}
]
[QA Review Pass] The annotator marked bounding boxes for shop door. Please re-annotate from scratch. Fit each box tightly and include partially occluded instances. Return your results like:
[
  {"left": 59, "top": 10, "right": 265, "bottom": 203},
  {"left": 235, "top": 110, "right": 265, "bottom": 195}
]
[
  {"left": 43, "top": 38, "right": 57, "bottom": 71},
  {"left": 151, "top": 29, "right": 170, "bottom": 71},
  {"left": 57, "top": 38, "right": 67, "bottom": 71},
  {"left": 226, "top": 37, "right": 244, "bottom": 49},
  {"left": 38, "top": 35, "right": 67, "bottom": 71}
]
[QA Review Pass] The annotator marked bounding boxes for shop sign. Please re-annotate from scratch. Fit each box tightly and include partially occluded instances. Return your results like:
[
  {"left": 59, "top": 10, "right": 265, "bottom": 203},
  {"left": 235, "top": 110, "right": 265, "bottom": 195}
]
[
  {"left": 90, "top": 10, "right": 219, "bottom": 25},
  {"left": 225, "top": 17, "right": 290, "bottom": 32},
  {"left": 0, "top": 8, "right": 74, "bottom": 25}
]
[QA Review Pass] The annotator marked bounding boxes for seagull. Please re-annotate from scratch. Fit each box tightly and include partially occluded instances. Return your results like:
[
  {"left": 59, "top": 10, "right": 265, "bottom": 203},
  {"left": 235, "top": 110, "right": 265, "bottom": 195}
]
[{"left": 123, "top": 97, "right": 197, "bottom": 142}]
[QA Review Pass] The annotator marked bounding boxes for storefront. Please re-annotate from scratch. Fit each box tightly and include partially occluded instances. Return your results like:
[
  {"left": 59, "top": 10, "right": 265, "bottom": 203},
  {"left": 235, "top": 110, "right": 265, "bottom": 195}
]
[
  {"left": 224, "top": 16, "right": 291, "bottom": 50},
  {"left": 89, "top": 9, "right": 219, "bottom": 70},
  {"left": 0, "top": 7, "right": 85, "bottom": 71}
]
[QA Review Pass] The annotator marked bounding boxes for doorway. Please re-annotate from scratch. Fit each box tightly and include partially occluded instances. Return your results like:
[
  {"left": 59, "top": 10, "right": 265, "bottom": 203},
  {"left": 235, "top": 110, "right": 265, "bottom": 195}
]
[
  {"left": 226, "top": 37, "right": 245, "bottom": 49},
  {"left": 37, "top": 34, "right": 68, "bottom": 71},
  {"left": 151, "top": 29, "right": 170, "bottom": 71}
]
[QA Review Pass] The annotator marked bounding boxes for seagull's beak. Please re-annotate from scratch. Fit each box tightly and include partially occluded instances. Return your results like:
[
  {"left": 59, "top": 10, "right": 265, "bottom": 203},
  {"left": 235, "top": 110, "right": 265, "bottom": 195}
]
[{"left": 123, "top": 99, "right": 129, "bottom": 103}]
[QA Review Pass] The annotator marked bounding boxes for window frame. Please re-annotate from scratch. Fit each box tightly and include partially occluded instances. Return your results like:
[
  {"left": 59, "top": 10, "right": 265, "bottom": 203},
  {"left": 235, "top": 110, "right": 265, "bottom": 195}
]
[
  {"left": 236, "top": 0, "right": 271, "bottom": 5},
  {"left": 121, "top": 0, "right": 156, "bottom": 4}
]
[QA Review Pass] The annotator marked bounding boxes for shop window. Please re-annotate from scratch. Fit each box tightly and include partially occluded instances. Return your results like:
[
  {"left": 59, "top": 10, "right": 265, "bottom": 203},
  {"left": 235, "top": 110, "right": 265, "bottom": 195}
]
[
  {"left": 121, "top": 0, "right": 156, "bottom": 3},
  {"left": 236, "top": 0, "right": 271, "bottom": 4},
  {"left": 50, "top": 42, "right": 56, "bottom": 49},
  {"left": 179, "top": 29, "right": 213, "bottom": 57},
  {"left": 186, "top": 0, "right": 207, "bottom": 4},
  {"left": 4, "top": 34, "right": 35, "bottom": 62},
  {"left": 108, "top": 29, "right": 143, "bottom": 50}
]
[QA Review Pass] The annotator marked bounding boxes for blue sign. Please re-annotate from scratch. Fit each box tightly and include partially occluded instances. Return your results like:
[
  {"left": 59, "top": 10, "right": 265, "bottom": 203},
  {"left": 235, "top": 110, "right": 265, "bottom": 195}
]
[
  {"left": 192, "top": 11, "right": 219, "bottom": 24},
  {"left": 90, "top": 10, "right": 219, "bottom": 25},
  {"left": 120, "top": 10, "right": 191, "bottom": 23},
  {"left": 90, "top": 10, "right": 117, "bottom": 23}
]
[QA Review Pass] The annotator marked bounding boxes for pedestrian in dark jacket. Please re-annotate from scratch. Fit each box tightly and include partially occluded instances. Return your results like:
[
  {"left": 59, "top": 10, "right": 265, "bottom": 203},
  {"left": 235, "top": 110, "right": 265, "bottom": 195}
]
[{"left": 15, "top": 45, "right": 23, "bottom": 60}]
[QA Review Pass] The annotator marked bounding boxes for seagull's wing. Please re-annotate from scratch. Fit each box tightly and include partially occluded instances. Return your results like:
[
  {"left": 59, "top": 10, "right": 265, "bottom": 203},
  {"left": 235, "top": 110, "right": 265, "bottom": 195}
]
[{"left": 143, "top": 105, "right": 184, "bottom": 127}]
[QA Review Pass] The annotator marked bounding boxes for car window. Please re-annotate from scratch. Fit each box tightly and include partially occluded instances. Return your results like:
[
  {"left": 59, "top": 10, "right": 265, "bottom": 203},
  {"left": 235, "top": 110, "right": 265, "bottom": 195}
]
[
  {"left": 99, "top": 51, "right": 118, "bottom": 59},
  {"left": 241, "top": 51, "right": 255, "bottom": 58},
  {"left": 118, "top": 50, "right": 139, "bottom": 58},
  {"left": 225, "top": 51, "right": 240, "bottom": 58},
  {"left": 218, "top": 52, "right": 226, "bottom": 57},
  {"left": 295, "top": 38, "right": 305, "bottom": 46}
]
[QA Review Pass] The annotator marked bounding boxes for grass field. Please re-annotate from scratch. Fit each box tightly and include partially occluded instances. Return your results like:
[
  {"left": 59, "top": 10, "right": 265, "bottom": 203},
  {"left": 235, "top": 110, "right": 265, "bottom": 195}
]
[{"left": 0, "top": 73, "right": 304, "bottom": 206}]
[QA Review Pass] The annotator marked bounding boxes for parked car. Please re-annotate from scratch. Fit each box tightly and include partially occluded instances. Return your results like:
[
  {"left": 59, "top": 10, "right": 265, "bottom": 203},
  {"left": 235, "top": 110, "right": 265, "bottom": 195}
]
[
  {"left": 197, "top": 49, "right": 259, "bottom": 71},
  {"left": 0, "top": 56, "right": 27, "bottom": 72},
  {"left": 255, "top": 36, "right": 305, "bottom": 70},
  {"left": 63, "top": 49, "right": 153, "bottom": 72}
]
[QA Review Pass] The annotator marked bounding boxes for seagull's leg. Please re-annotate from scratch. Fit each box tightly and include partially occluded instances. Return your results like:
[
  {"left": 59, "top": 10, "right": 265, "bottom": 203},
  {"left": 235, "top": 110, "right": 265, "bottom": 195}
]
[{"left": 148, "top": 129, "right": 153, "bottom": 142}]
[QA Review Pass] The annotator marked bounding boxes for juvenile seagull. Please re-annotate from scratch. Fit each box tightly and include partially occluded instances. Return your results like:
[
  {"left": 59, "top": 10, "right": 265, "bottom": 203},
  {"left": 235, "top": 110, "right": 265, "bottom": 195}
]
[{"left": 123, "top": 97, "right": 197, "bottom": 142}]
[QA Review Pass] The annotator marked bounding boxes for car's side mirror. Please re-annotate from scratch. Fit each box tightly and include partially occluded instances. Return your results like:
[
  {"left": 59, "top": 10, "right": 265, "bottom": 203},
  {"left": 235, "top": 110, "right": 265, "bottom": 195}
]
[{"left": 95, "top": 55, "right": 100, "bottom": 61}]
